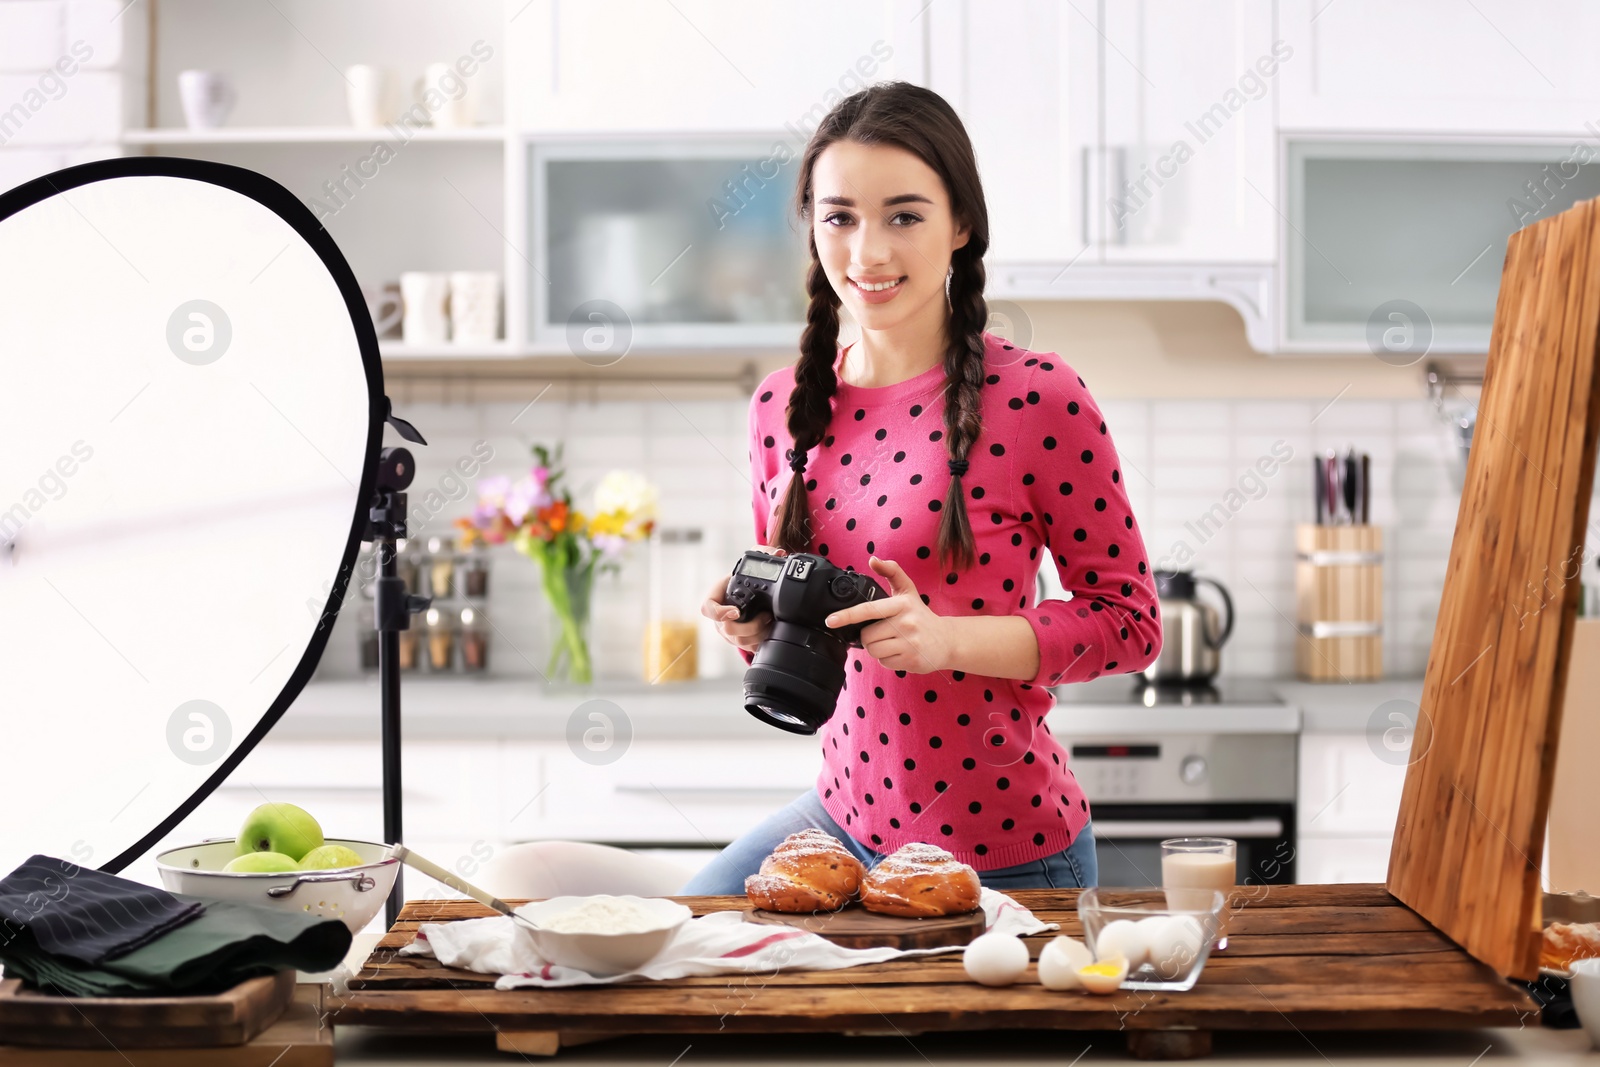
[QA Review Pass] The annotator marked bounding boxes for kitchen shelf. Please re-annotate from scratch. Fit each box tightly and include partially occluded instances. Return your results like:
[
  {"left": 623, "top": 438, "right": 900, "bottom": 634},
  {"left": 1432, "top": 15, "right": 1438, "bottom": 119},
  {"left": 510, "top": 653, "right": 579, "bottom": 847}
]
[
  {"left": 121, "top": 126, "right": 507, "bottom": 145},
  {"left": 379, "top": 340, "right": 519, "bottom": 359}
]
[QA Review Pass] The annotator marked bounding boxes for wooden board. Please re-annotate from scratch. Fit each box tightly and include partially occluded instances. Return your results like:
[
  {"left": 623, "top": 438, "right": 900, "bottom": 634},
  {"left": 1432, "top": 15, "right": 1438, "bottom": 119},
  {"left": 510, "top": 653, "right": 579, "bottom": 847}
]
[
  {"left": 0, "top": 982, "right": 330, "bottom": 1066},
  {"left": 0, "top": 971, "right": 294, "bottom": 1049},
  {"left": 743, "top": 902, "right": 985, "bottom": 949},
  {"left": 1387, "top": 194, "right": 1600, "bottom": 980},
  {"left": 329, "top": 888, "right": 1536, "bottom": 1058}
]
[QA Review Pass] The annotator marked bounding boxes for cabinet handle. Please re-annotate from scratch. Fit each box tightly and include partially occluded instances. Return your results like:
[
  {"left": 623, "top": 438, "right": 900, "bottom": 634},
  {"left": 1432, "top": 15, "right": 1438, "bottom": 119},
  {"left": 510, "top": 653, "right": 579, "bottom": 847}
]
[
  {"left": 1080, "top": 144, "right": 1092, "bottom": 249},
  {"left": 1109, "top": 145, "right": 1127, "bottom": 246}
]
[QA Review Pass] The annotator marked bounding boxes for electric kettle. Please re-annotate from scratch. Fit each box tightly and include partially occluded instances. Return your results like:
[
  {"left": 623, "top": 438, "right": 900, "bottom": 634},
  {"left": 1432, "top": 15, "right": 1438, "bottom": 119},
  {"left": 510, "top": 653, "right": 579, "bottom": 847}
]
[{"left": 1142, "top": 569, "right": 1234, "bottom": 685}]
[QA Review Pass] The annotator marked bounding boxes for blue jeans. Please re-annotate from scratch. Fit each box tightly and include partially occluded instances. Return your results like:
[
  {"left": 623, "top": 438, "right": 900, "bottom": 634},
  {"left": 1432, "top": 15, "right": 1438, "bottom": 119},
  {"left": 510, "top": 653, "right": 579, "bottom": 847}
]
[{"left": 677, "top": 787, "right": 1097, "bottom": 894}]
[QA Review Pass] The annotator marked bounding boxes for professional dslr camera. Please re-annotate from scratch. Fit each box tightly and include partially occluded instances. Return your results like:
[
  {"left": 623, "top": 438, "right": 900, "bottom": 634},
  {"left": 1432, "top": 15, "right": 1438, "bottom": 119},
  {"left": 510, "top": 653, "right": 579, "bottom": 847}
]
[{"left": 724, "top": 549, "right": 888, "bottom": 735}]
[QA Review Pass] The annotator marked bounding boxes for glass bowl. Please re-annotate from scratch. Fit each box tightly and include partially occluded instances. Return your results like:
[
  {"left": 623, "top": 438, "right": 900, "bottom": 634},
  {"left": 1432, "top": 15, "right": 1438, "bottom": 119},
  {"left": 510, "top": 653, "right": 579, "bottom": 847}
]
[{"left": 1076, "top": 887, "right": 1225, "bottom": 991}]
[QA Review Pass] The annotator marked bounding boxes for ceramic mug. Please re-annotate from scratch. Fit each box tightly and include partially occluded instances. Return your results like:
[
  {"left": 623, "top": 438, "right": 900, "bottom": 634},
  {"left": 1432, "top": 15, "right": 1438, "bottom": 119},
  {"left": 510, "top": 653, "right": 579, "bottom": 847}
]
[
  {"left": 177, "top": 70, "right": 236, "bottom": 130},
  {"left": 1574, "top": 958, "right": 1600, "bottom": 1050},
  {"left": 345, "top": 65, "right": 390, "bottom": 128},
  {"left": 400, "top": 272, "right": 451, "bottom": 344},
  {"left": 448, "top": 271, "right": 501, "bottom": 343},
  {"left": 416, "top": 61, "right": 476, "bottom": 129},
  {"left": 363, "top": 282, "right": 403, "bottom": 339}
]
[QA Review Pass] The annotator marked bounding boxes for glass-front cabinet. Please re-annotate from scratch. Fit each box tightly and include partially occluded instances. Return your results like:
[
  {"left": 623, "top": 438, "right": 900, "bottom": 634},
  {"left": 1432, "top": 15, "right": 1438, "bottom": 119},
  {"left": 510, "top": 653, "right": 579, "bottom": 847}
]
[
  {"left": 1283, "top": 138, "right": 1600, "bottom": 353},
  {"left": 528, "top": 136, "right": 809, "bottom": 352}
]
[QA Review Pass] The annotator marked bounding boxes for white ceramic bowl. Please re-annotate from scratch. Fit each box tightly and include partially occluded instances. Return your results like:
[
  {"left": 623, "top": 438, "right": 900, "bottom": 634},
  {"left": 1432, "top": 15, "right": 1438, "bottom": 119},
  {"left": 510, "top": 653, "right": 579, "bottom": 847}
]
[
  {"left": 155, "top": 838, "right": 399, "bottom": 933},
  {"left": 515, "top": 895, "right": 693, "bottom": 977},
  {"left": 1572, "top": 958, "right": 1600, "bottom": 1051}
]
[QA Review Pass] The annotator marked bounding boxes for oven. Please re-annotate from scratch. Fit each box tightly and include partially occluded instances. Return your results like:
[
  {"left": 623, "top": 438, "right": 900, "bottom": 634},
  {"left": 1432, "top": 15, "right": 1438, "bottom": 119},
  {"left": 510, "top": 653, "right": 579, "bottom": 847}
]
[{"left": 1046, "top": 676, "right": 1299, "bottom": 888}]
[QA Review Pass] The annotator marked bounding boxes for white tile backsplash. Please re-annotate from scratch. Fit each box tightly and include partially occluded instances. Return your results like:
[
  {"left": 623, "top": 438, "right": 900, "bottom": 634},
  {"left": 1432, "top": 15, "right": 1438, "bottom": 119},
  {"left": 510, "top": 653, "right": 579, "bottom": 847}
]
[{"left": 312, "top": 391, "right": 1525, "bottom": 684}]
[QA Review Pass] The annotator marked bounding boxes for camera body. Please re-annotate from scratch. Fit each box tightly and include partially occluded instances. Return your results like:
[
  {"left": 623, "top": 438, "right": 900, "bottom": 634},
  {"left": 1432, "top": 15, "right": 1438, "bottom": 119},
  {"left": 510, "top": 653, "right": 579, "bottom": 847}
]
[{"left": 725, "top": 550, "right": 887, "bottom": 735}]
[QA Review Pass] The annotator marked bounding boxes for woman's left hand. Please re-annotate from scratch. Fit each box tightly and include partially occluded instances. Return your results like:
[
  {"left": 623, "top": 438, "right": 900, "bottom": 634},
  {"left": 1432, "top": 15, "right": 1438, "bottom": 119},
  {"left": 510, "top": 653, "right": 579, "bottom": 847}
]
[{"left": 824, "top": 555, "right": 954, "bottom": 674}]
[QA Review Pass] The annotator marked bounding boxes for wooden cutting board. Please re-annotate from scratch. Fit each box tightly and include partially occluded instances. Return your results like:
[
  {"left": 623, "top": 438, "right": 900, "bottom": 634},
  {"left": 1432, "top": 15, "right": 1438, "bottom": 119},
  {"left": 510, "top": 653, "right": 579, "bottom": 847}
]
[
  {"left": 0, "top": 982, "right": 331, "bottom": 1066},
  {"left": 0, "top": 971, "right": 294, "bottom": 1049},
  {"left": 1387, "top": 193, "right": 1600, "bottom": 980},
  {"left": 742, "top": 903, "right": 986, "bottom": 949}
]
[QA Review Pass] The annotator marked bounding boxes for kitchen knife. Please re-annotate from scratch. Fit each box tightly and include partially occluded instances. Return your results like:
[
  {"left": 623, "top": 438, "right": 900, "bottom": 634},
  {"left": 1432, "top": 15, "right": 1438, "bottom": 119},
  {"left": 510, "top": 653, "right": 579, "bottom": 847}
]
[
  {"left": 1325, "top": 455, "right": 1340, "bottom": 525},
  {"left": 1314, "top": 454, "right": 1326, "bottom": 524},
  {"left": 1343, "top": 449, "right": 1359, "bottom": 526},
  {"left": 1360, "top": 452, "right": 1371, "bottom": 524},
  {"left": 387, "top": 843, "right": 541, "bottom": 931}
]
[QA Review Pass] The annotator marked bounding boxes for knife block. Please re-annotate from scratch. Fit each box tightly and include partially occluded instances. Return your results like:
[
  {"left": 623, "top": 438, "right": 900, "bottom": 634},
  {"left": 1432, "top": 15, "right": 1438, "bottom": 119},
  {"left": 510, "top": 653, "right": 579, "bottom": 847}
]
[{"left": 1294, "top": 524, "right": 1383, "bottom": 681}]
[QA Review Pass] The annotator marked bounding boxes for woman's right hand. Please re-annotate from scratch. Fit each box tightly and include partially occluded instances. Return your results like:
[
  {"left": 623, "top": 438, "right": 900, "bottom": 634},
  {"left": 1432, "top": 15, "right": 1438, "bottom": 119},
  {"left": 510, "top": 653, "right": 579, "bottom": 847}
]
[{"left": 703, "top": 545, "right": 786, "bottom": 654}]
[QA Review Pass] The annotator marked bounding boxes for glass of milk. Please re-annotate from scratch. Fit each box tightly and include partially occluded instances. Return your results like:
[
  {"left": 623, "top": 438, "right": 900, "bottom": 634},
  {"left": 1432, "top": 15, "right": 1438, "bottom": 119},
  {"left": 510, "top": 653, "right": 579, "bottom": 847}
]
[{"left": 1161, "top": 837, "right": 1237, "bottom": 949}]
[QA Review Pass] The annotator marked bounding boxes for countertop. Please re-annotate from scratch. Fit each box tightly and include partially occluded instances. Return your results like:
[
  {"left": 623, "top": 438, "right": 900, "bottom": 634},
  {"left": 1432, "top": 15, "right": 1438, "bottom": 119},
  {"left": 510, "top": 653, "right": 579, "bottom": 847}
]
[
  {"left": 329, "top": 1024, "right": 1596, "bottom": 1064},
  {"left": 316, "top": 936, "right": 1597, "bottom": 1064},
  {"left": 283, "top": 674, "right": 1425, "bottom": 741}
]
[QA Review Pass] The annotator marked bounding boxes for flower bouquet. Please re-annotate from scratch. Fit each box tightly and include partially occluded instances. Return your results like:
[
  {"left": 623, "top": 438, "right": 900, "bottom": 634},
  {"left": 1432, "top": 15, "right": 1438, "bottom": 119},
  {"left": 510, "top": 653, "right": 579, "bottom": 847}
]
[{"left": 456, "top": 443, "right": 656, "bottom": 684}]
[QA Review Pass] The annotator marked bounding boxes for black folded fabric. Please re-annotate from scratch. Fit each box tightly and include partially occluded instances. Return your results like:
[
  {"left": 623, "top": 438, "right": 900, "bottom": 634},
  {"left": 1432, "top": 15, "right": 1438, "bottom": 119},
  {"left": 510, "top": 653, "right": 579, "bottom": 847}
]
[
  {"left": 0, "top": 896, "right": 352, "bottom": 997},
  {"left": 0, "top": 855, "right": 203, "bottom": 965}
]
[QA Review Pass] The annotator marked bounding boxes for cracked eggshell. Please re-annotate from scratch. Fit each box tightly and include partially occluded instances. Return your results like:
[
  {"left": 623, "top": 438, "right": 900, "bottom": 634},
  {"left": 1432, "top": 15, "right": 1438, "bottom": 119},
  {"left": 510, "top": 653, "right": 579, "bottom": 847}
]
[
  {"left": 1077, "top": 953, "right": 1130, "bottom": 994},
  {"left": 1037, "top": 936, "right": 1094, "bottom": 990}
]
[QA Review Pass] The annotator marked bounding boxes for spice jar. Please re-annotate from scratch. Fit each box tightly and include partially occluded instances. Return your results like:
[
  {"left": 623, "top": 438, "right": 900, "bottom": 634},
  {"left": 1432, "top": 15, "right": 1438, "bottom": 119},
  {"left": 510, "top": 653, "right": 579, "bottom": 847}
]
[
  {"left": 460, "top": 605, "right": 489, "bottom": 672},
  {"left": 357, "top": 603, "right": 379, "bottom": 671},
  {"left": 398, "top": 626, "right": 419, "bottom": 671},
  {"left": 425, "top": 606, "right": 456, "bottom": 672},
  {"left": 396, "top": 537, "right": 422, "bottom": 598},
  {"left": 644, "top": 527, "right": 703, "bottom": 683},
  {"left": 356, "top": 543, "right": 377, "bottom": 599},
  {"left": 426, "top": 536, "right": 456, "bottom": 600},
  {"left": 460, "top": 542, "right": 489, "bottom": 598}
]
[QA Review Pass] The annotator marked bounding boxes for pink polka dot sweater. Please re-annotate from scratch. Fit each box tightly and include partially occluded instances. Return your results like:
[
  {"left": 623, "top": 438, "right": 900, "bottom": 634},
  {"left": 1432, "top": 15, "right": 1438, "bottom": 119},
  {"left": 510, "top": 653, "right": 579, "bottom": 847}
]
[{"left": 742, "top": 330, "right": 1163, "bottom": 870}]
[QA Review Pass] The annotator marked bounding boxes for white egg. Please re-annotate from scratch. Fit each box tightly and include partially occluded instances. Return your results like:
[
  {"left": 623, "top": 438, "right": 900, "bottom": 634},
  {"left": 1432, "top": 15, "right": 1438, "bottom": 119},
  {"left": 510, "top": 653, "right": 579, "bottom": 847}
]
[
  {"left": 962, "top": 931, "right": 1030, "bottom": 987},
  {"left": 1037, "top": 936, "right": 1094, "bottom": 990},
  {"left": 1091, "top": 918, "right": 1149, "bottom": 970},
  {"left": 1142, "top": 915, "right": 1206, "bottom": 980}
]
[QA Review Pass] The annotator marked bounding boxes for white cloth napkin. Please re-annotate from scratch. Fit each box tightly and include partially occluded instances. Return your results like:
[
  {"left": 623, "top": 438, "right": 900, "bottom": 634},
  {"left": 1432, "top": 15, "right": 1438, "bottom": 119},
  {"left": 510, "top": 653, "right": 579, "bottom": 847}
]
[{"left": 398, "top": 888, "right": 1057, "bottom": 989}]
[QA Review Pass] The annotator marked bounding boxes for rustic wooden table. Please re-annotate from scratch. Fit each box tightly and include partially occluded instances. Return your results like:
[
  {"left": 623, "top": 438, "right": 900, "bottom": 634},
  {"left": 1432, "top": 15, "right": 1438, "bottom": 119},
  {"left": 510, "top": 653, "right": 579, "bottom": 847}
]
[{"left": 330, "top": 884, "right": 1537, "bottom": 1060}]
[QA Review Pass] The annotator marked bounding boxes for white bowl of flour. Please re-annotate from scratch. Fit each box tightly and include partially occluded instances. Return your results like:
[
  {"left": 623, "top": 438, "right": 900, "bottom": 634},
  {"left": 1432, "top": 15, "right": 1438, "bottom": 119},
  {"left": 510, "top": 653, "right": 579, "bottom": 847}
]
[{"left": 515, "top": 895, "right": 693, "bottom": 976}]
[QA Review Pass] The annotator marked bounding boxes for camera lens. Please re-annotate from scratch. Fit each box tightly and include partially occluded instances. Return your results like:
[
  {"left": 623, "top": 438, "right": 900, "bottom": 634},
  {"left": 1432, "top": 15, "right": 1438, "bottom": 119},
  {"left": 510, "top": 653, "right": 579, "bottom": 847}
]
[{"left": 743, "top": 621, "right": 850, "bottom": 735}]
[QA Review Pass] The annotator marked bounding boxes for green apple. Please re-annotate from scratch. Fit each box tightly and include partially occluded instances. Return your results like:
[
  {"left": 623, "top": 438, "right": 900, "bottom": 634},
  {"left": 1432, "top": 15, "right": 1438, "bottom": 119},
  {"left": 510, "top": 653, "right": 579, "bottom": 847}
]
[
  {"left": 236, "top": 802, "right": 324, "bottom": 862},
  {"left": 224, "top": 851, "right": 299, "bottom": 873},
  {"left": 298, "top": 845, "right": 366, "bottom": 871}
]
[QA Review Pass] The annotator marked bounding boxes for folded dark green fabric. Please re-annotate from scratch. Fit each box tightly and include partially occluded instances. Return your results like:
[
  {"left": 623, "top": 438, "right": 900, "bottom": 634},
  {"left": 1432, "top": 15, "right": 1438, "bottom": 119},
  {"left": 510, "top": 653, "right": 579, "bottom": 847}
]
[{"left": 0, "top": 895, "right": 352, "bottom": 997}]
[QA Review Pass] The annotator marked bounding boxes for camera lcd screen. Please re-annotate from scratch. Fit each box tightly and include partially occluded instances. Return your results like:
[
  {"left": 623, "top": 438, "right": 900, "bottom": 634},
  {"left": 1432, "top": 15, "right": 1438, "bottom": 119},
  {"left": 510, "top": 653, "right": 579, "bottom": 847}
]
[{"left": 740, "top": 556, "right": 785, "bottom": 581}]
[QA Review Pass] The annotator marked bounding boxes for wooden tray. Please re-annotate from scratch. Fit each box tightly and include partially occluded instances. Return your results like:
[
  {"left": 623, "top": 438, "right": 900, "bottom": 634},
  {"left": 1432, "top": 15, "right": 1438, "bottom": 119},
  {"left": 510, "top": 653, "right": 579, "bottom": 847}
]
[
  {"left": 744, "top": 902, "right": 985, "bottom": 949},
  {"left": 0, "top": 981, "right": 330, "bottom": 1066},
  {"left": 332, "top": 886, "right": 1538, "bottom": 1060},
  {"left": 0, "top": 971, "right": 294, "bottom": 1049}
]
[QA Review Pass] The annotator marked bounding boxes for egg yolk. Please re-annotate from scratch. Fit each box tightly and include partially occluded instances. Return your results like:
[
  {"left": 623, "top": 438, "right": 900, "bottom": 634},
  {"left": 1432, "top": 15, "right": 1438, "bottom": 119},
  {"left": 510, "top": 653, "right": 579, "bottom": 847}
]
[{"left": 1079, "top": 961, "right": 1125, "bottom": 977}]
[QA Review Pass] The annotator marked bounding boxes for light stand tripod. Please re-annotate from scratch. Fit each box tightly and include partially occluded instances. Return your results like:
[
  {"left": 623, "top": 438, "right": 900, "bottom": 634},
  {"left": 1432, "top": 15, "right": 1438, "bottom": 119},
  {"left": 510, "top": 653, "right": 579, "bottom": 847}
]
[{"left": 366, "top": 403, "right": 429, "bottom": 930}]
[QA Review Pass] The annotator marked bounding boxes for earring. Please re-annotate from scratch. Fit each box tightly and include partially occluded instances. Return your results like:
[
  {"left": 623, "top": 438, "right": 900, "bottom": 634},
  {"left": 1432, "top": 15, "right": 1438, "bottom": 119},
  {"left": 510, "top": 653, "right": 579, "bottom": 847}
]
[{"left": 945, "top": 264, "right": 954, "bottom": 308}]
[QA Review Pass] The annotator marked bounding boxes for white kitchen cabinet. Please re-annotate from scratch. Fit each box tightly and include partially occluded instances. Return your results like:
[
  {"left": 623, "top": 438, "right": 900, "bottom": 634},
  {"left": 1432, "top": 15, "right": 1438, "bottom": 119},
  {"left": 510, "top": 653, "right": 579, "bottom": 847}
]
[
  {"left": 1278, "top": 0, "right": 1600, "bottom": 135},
  {"left": 501, "top": 738, "right": 820, "bottom": 846},
  {"left": 505, "top": 0, "right": 927, "bottom": 132},
  {"left": 1296, "top": 835, "right": 1393, "bottom": 884},
  {"left": 1097, "top": 0, "right": 1278, "bottom": 262},
  {"left": 1298, "top": 732, "right": 1408, "bottom": 837},
  {"left": 930, "top": 0, "right": 1275, "bottom": 266},
  {"left": 928, "top": 0, "right": 1096, "bottom": 265},
  {"left": 1296, "top": 731, "right": 1408, "bottom": 884}
]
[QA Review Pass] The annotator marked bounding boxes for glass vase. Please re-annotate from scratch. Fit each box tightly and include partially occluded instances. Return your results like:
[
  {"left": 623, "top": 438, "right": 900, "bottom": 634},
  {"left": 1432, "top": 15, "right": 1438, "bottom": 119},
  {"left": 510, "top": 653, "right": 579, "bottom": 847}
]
[{"left": 543, "top": 561, "right": 595, "bottom": 685}]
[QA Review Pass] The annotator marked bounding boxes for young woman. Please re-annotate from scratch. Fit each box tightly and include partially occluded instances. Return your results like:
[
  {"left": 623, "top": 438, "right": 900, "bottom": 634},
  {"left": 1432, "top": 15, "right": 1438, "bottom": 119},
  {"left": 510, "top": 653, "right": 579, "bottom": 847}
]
[{"left": 679, "top": 81, "right": 1162, "bottom": 894}]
